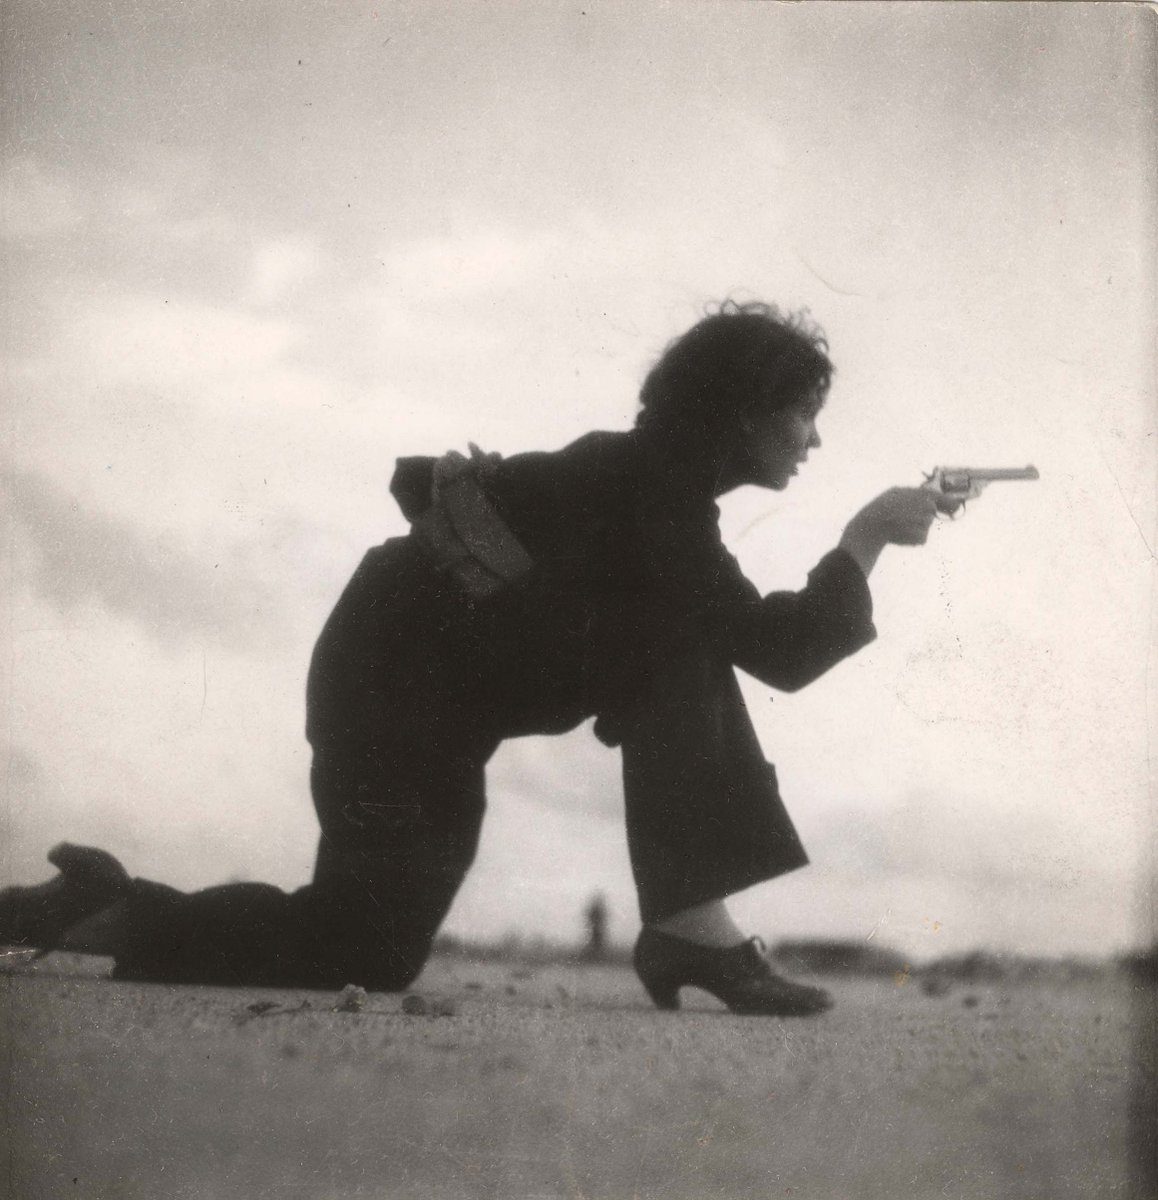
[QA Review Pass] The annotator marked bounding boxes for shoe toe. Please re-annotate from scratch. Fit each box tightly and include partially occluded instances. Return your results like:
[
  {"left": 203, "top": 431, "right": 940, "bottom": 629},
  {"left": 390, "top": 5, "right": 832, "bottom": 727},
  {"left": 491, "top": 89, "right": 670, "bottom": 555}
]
[
  {"left": 0, "top": 845, "right": 129, "bottom": 951},
  {"left": 734, "top": 975, "right": 834, "bottom": 1017},
  {"left": 47, "top": 843, "right": 130, "bottom": 887}
]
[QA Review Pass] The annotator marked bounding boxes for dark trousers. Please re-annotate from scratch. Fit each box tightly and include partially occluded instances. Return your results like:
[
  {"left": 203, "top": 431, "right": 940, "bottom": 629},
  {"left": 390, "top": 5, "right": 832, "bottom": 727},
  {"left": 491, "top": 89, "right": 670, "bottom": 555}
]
[{"left": 113, "top": 541, "right": 806, "bottom": 990}]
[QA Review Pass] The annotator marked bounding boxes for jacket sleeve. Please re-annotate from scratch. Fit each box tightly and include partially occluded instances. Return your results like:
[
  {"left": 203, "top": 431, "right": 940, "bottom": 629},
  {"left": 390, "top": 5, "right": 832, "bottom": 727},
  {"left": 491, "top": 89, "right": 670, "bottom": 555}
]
[
  {"left": 633, "top": 489, "right": 876, "bottom": 693},
  {"left": 724, "top": 547, "right": 877, "bottom": 691}
]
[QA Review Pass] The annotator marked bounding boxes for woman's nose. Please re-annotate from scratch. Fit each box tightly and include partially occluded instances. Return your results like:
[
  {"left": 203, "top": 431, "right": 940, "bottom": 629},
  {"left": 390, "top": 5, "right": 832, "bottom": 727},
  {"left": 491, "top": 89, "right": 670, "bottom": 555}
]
[{"left": 807, "top": 423, "right": 821, "bottom": 449}]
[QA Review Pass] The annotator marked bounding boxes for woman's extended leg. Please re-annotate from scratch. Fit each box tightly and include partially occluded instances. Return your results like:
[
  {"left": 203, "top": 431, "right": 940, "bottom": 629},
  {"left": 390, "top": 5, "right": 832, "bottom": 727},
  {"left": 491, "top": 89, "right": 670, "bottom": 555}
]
[
  {"left": 94, "top": 651, "right": 498, "bottom": 990},
  {"left": 293, "top": 534, "right": 501, "bottom": 990},
  {"left": 292, "top": 732, "right": 495, "bottom": 991},
  {"left": 0, "top": 844, "right": 131, "bottom": 955},
  {"left": 76, "top": 730, "right": 494, "bottom": 990},
  {"left": 6, "top": 538, "right": 499, "bottom": 990}
]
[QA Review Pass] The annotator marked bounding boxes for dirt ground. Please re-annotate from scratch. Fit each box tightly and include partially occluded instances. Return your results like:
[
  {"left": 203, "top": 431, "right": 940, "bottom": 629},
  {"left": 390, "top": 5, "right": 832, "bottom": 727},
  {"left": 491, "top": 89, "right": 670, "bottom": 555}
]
[{"left": 0, "top": 952, "right": 1148, "bottom": 1200}]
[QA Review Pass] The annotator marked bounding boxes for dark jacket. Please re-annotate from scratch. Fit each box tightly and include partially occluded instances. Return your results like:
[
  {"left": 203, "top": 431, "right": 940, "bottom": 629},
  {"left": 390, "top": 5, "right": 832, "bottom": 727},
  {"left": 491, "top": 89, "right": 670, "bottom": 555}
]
[{"left": 389, "top": 429, "right": 876, "bottom": 745}]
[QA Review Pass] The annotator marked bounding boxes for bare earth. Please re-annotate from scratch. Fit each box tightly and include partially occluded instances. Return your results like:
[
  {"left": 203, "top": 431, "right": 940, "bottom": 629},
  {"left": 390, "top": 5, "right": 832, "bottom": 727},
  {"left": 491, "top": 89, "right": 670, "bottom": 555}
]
[{"left": 0, "top": 953, "right": 1143, "bottom": 1200}]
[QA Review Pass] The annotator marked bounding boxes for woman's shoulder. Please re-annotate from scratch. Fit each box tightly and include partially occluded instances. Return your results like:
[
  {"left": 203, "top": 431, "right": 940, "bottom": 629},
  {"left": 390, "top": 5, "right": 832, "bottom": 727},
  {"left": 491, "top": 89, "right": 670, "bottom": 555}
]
[
  {"left": 517, "top": 428, "right": 637, "bottom": 473},
  {"left": 494, "top": 429, "right": 640, "bottom": 502}
]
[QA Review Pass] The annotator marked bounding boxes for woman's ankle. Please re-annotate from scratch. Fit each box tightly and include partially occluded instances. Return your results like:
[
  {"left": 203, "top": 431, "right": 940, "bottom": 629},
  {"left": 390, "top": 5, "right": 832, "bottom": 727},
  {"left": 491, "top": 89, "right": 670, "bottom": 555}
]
[{"left": 652, "top": 899, "right": 745, "bottom": 948}]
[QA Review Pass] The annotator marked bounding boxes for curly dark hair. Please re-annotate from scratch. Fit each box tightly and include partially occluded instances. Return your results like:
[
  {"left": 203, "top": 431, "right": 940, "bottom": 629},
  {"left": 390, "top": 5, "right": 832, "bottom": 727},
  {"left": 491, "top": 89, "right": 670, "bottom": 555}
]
[{"left": 636, "top": 301, "right": 833, "bottom": 444}]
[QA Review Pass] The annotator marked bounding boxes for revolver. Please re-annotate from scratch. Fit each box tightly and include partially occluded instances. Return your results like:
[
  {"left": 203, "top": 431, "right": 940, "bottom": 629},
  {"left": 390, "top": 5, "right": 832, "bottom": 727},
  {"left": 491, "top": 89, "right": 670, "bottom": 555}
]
[{"left": 922, "top": 465, "right": 1040, "bottom": 515}]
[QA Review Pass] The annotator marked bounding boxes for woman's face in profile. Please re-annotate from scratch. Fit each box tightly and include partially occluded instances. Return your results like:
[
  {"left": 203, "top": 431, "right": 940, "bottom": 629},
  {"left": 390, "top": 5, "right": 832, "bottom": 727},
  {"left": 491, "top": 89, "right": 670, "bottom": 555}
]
[{"left": 733, "top": 390, "right": 825, "bottom": 492}]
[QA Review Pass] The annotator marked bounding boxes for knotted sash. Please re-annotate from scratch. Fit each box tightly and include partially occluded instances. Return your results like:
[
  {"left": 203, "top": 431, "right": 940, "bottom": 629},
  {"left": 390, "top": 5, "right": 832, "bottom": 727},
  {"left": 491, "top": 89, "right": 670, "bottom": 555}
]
[{"left": 409, "top": 444, "right": 534, "bottom": 600}]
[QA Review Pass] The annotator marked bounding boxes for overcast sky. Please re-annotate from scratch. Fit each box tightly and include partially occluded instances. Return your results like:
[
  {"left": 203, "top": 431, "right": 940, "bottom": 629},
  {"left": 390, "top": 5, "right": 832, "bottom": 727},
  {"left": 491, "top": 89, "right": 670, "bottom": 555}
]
[{"left": 3, "top": 2, "right": 1154, "bottom": 961}]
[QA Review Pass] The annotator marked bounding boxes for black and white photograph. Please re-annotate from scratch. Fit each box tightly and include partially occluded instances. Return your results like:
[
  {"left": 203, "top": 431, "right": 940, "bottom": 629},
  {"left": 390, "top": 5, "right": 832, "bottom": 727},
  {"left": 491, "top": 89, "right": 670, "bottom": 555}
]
[{"left": 2, "top": 3, "right": 1155, "bottom": 1198}]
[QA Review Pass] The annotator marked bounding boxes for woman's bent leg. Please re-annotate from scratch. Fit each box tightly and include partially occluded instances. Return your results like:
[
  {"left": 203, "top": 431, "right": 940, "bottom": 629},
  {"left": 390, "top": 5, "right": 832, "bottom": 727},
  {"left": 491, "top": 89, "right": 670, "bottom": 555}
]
[
  {"left": 619, "top": 650, "right": 809, "bottom": 925},
  {"left": 621, "top": 651, "right": 833, "bottom": 1016}
]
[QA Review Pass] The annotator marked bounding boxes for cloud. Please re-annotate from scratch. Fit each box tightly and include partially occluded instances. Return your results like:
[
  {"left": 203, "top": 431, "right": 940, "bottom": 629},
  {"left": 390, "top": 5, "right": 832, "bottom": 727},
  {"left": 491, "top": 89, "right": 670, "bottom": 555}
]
[
  {"left": 817, "top": 793, "right": 1138, "bottom": 896},
  {"left": 247, "top": 237, "right": 323, "bottom": 306},
  {"left": 66, "top": 294, "right": 297, "bottom": 389},
  {"left": 1, "top": 745, "right": 135, "bottom": 882},
  {"left": 488, "top": 729, "right": 622, "bottom": 820},
  {"left": 1, "top": 737, "right": 294, "bottom": 890},
  {"left": 1, "top": 745, "right": 48, "bottom": 871},
  {"left": 5, "top": 462, "right": 284, "bottom": 652},
  {"left": 0, "top": 157, "right": 81, "bottom": 238},
  {"left": 381, "top": 228, "right": 561, "bottom": 300}
]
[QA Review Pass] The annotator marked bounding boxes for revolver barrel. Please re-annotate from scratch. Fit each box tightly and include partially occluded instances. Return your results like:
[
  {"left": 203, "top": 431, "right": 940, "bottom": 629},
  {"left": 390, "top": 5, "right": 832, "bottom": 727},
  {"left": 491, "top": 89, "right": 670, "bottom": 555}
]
[
  {"left": 944, "top": 466, "right": 1039, "bottom": 482},
  {"left": 923, "top": 465, "right": 1040, "bottom": 510}
]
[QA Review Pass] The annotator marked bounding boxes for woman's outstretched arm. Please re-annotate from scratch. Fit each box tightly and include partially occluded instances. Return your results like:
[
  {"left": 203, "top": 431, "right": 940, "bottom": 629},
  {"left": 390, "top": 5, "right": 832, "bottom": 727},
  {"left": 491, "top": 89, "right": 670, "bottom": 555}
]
[
  {"left": 726, "top": 547, "right": 877, "bottom": 693},
  {"left": 726, "top": 486, "right": 944, "bottom": 692}
]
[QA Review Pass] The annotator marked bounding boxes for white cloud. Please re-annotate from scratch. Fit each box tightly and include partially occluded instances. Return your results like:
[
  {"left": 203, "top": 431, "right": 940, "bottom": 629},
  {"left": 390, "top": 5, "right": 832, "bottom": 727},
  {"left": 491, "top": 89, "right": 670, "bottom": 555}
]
[
  {"left": 247, "top": 237, "right": 323, "bottom": 305},
  {"left": 66, "top": 294, "right": 297, "bottom": 388},
  {"left": 0, "top": 157, "right": 81, "bottom": 238},
  {"left": 5, "top": 462, "right": 287, "bottom": 653},
  {"left": 381, "top": 227, "right": 561, "bottom": 299},
  {"left": 488, "top": 731, "right": 622, "bottom": 821}
]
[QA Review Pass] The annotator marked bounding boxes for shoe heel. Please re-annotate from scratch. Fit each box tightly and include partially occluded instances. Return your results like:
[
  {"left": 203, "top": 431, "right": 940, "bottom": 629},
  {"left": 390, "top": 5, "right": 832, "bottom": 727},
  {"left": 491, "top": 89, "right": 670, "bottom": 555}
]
[{"left": 640, "top": 977, "right": 681, "bottom": 1011}]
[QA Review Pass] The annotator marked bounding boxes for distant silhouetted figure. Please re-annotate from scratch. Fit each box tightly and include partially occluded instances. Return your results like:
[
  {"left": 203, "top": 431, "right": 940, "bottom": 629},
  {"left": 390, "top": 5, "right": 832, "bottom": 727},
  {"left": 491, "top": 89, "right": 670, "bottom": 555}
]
[{"left": 583, "top": 892, "right": 610, "bottom": 961}]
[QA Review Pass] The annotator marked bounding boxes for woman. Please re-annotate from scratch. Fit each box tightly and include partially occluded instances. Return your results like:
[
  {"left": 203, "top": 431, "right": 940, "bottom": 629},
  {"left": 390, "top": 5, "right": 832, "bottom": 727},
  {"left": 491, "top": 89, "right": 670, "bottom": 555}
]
[{"left": 1, "top": 301, "right": 945, "bottom": 1016}]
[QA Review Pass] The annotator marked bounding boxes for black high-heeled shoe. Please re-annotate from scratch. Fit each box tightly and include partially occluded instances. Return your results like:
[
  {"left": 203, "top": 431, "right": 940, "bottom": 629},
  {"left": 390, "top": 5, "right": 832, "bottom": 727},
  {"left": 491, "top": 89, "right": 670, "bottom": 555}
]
[
  {"left": 0, "top": 843, "right": 131, "bottom": 954},
  {"left": 633, "top": 927, "right": 834, "bottom": 1017}
]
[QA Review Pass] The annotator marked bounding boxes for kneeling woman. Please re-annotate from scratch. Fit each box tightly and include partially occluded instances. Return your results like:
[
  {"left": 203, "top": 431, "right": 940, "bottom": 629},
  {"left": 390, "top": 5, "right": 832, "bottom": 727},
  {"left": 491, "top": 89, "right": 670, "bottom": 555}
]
[{"left": 1, "top": 301, "right": 944, "bottom": 1016}]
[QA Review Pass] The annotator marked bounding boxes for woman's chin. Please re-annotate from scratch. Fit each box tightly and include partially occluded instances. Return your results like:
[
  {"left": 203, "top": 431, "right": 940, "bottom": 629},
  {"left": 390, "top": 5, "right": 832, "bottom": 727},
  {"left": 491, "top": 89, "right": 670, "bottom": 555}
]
[{"left": 744, "top": 462, "right": 795, "bottom": 491}]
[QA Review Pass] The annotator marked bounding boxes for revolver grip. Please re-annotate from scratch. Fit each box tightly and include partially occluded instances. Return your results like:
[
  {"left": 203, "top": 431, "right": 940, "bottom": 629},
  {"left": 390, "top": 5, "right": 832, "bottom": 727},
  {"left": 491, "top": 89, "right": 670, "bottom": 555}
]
[{"left": 921, "top": 477, "right": 966, "bottom": 517}]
